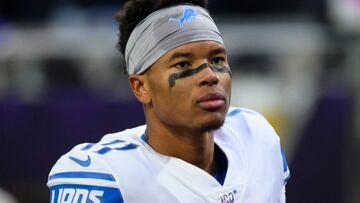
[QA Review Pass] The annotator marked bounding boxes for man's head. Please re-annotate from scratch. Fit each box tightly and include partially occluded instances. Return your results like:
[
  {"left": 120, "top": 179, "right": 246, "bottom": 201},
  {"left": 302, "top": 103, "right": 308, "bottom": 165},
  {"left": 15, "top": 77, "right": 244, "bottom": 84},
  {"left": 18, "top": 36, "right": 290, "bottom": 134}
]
[{"left": 116, "top": 0, "right": 232, "bottom": 133}]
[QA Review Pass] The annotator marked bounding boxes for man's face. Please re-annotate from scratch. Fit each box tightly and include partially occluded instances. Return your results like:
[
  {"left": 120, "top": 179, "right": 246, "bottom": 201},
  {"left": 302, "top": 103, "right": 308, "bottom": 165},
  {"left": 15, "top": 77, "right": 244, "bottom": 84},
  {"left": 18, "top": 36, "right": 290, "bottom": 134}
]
[{"left": 144, "top": 41, "right": 232, "bottom": 132}]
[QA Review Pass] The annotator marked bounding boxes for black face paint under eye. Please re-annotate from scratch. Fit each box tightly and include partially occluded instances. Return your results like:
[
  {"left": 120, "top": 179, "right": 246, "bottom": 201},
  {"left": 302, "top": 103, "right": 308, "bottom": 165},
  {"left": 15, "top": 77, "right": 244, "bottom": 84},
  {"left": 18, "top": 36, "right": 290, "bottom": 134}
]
[
  {"left": 168, "top": 63, "right": 232, "bottom": 87},
  {"left": 210, "top": 64, "right": 232, "bottom": 78}
]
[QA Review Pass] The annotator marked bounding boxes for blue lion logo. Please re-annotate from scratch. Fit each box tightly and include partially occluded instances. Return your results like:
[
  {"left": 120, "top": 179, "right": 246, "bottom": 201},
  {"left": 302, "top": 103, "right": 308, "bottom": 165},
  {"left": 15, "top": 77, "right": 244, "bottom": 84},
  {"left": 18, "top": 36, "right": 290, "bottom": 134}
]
[{"left": 169, "top": 8, "right": 199, "bottom": 27}]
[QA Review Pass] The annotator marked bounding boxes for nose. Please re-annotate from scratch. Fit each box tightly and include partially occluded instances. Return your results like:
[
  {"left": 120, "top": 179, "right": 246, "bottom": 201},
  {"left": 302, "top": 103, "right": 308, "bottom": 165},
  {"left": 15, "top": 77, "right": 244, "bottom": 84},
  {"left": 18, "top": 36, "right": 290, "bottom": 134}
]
[{"left": 198, "top": 64, "right": 219, "bottom": 86}]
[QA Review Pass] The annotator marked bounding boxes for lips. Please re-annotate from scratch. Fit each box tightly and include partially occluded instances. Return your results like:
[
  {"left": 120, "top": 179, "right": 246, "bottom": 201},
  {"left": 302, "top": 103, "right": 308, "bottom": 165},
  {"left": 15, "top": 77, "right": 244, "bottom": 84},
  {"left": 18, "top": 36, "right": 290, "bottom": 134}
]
[{"left": 196, "top": 92, "right": 226, "bottom": 110}]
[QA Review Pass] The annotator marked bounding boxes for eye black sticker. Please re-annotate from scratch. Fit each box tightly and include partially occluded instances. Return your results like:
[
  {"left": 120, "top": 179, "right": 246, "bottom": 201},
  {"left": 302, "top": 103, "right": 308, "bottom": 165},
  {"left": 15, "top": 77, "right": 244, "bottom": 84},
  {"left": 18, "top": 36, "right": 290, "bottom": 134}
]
[{"left": 168, "top": 63, "right": 232, "bottom": 87}]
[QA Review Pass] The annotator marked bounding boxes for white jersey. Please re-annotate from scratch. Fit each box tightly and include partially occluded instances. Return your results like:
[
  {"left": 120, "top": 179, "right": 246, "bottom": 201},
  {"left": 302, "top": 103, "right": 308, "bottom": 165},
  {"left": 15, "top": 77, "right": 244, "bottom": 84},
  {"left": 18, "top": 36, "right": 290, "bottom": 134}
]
[{"left": 47, "top": 107, "right": 290, "bottom": 203}]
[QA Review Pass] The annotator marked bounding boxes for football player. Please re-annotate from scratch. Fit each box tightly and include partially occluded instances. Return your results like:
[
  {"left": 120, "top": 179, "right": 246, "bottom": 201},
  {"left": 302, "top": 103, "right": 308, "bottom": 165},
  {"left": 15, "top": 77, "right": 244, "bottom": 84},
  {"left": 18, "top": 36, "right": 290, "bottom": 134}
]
[{"left": 48, "top": 0, "right": 290, "bottom": 202}]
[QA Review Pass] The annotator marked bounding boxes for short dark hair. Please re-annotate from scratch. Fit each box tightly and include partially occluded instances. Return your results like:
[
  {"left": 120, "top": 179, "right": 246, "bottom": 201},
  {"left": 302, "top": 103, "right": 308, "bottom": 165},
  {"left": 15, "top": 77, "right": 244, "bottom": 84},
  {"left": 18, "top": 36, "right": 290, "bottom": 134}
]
[{"left": 115, "top": 0, "right": 209, "bottom": 56}]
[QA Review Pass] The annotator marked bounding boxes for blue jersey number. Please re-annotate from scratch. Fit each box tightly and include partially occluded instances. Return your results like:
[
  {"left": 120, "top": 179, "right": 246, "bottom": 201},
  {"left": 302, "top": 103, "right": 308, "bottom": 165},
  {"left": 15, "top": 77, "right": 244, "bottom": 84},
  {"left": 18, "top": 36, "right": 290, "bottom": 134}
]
[{"left": 81, "top": 139, "right": 138, "bottom": 155}]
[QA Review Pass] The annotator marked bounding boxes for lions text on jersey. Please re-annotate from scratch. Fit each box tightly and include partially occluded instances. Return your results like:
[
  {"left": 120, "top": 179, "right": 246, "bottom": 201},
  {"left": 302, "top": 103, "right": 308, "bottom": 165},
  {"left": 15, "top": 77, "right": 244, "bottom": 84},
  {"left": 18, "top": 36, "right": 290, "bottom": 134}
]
[{"left": 48, "top": 107, "right": 290, "bottom": 203}]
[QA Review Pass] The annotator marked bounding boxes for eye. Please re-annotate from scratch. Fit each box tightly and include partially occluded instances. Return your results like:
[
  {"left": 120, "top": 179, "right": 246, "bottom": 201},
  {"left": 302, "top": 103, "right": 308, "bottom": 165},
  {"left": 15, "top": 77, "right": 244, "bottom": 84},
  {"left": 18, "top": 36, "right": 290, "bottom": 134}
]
[
  {"left": 174, "top": 61, "right": 190, "bottom": 69},
  {"left": 210, "top": 57, "right": 225, "bottom": 65}
]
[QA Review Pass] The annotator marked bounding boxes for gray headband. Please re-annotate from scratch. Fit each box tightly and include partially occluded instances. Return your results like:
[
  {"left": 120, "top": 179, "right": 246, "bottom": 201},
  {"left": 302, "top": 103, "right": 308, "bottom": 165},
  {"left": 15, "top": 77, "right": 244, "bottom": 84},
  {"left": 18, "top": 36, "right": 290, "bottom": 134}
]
[{"left": 125, "top": 4, "right": 224, "bottom": 75}]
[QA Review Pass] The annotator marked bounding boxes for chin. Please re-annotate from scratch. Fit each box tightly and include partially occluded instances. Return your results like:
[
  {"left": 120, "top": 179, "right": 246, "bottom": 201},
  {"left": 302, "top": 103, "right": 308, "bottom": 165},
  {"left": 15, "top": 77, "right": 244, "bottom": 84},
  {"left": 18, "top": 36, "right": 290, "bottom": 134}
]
[{"left": 197, "top": 117, "right": 225, "bottom": 132}]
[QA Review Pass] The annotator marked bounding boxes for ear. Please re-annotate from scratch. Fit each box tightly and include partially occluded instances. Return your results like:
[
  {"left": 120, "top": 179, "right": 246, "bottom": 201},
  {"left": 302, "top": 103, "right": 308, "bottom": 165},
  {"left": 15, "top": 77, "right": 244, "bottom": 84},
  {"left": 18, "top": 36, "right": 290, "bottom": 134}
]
[{"left": 128, "top": 74, "right": 151, "bottom": 104}]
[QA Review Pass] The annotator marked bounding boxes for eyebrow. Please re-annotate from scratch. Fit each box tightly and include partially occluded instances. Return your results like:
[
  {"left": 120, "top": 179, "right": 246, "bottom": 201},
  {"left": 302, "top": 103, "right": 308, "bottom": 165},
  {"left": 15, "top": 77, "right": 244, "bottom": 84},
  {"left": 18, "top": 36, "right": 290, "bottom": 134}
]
[
  {"left": 167, "top": 52, "right": 193, "bottom": 63},
  {"left": 208, "top": 48, "right": 227, "bottom": 57}
]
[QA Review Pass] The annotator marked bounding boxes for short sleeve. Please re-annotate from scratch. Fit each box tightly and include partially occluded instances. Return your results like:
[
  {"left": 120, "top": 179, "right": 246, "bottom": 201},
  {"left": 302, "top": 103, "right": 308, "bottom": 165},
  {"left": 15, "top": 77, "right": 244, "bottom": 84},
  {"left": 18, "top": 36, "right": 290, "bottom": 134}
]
[{"left": 47, "top": 143, "right": 125, "bottom": 203}]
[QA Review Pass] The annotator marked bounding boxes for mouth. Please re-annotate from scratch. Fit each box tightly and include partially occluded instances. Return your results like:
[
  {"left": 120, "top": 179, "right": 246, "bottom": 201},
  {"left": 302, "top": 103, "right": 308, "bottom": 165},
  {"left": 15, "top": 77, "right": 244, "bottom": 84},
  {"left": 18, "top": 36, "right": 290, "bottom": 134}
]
[{"left": 196, "top": 92, "right": 226, "bottom": 111}]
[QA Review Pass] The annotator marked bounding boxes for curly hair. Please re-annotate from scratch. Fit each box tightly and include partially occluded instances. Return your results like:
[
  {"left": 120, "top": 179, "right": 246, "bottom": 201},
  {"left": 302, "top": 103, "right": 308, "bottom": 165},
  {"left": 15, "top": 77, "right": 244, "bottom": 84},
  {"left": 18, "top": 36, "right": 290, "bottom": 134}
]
[{"left": 115, "top": 0, "right": 209, "bottom": 56}]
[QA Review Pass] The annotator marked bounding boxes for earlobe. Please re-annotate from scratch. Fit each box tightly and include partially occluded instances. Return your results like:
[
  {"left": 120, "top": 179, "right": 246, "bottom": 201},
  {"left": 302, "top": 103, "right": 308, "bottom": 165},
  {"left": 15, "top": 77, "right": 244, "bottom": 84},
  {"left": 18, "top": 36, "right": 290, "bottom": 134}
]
[{"left": 128, "top": 75, "right": 151, "bottom": 104}]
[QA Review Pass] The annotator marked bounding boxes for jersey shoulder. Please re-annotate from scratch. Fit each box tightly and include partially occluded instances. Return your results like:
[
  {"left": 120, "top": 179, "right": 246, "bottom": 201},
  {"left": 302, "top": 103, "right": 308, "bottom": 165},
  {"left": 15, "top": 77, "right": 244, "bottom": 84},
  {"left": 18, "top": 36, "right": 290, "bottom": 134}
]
[
  {"left": 225, "top": 106, "right": 279, "bottom": 143},
  {"left": 47, "top": 125, "right": 146, "bottom": 203},
  {"left": 225, "top": 107, "right": 290, "bottom": 185},
  {"left": 47, "top": 142, "right": 124, "bottom": 203}
]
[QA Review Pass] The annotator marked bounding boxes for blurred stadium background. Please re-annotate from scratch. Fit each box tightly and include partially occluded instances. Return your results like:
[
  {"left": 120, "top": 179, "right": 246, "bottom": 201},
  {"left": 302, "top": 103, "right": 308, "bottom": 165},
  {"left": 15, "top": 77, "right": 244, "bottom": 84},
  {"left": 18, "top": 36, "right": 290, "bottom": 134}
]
[{"left": 0, "top": 0, "right": 359, "bottom": 202}]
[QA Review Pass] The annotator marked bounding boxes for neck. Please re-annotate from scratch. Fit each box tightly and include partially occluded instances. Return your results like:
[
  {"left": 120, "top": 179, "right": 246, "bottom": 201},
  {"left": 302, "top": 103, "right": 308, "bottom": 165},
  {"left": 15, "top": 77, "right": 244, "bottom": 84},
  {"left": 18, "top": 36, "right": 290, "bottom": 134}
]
[{"left": 145, "top": 123, "right": 215, "bottom": 175}]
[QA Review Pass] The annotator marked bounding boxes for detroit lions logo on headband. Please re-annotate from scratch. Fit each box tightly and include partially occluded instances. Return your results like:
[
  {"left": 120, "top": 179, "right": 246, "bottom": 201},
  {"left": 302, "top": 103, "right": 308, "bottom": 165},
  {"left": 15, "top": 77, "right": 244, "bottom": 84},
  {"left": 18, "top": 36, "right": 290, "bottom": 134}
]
[{"left": 169, "top": 8, "right": 199, "bottom": 27}]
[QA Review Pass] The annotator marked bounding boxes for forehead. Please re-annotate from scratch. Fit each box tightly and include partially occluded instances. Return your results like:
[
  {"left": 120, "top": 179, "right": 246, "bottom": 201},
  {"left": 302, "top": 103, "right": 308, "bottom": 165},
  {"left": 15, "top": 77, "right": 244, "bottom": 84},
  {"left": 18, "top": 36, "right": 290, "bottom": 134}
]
[{"left": 167, "top": 40, "right": 226, "bottom": 55}]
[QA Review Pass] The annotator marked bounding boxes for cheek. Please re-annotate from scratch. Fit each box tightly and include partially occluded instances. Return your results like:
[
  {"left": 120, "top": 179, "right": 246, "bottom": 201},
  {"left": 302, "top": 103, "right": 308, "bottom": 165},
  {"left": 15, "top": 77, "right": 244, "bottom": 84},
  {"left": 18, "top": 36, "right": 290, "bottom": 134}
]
[
  {"left": 166, "top": 80, "right": 195, "bottom": 106},
  {"left": 219, "top": 75, "right": 232, "bottom": 99},
  {"left": 148, "top": 72, "right": 190, "bottom": 106},
  {"left": 149, "top": 78, "right": 196, "bottom": 126},
  {"left": 217, "top": 72, "right": 231, "bottom": 85},
  {"left": 158, "top": 82, "right": 196, "bottom": 118},
  {"left": 225, "top": 77, "right": 232, "bottom": 91},
  {"left": 148, "top": 76, "right": 168, "bottom": 102}
]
